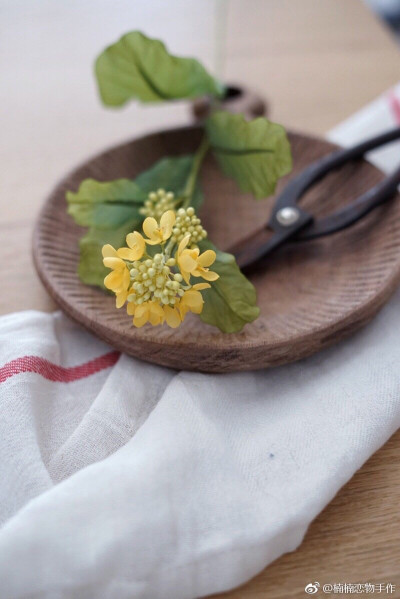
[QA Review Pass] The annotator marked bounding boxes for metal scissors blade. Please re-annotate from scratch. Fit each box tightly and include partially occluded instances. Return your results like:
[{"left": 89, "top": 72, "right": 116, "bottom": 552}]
[{"left": 231, "top": 127, "right": 400, "bottom": 272}]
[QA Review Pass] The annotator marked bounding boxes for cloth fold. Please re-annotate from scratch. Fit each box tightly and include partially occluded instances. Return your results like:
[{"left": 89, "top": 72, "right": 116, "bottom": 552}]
[{"left": 0, "top": 84, "right": 399, "bottom": 598}]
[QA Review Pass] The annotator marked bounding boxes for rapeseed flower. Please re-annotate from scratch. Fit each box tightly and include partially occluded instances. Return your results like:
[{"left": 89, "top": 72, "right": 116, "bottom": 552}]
[{"left": 103, "top": 206, "right": 219, "bottom": 328}]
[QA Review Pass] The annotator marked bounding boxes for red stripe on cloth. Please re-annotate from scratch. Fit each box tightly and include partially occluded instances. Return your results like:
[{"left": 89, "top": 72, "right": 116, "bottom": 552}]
[
  {"left": 388, "top": 90, "right": 400, "bottom": 124},
  {"left": 0, "top": 351, "right": 120, "bottom": 384}
]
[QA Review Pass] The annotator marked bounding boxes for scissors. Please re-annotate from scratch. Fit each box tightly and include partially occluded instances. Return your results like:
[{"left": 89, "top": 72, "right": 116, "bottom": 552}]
[{"left": 231, "top": 127, "right": 400, "bottom": 272}]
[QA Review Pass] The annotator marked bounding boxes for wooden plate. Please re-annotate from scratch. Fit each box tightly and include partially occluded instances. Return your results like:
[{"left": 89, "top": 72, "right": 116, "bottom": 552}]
[{"left": 33, "top": 127, "right": 400, "bottom": 372}]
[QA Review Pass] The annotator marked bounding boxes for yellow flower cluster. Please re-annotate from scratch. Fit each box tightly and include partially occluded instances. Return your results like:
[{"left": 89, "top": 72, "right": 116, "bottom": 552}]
[
  {"left": 139, "top": 190, "right": 207, "bottom": 248},
  {"left": 171, "top": 207, "right": 207, "bottom": 246},
  {"left": 102, "top": 209, "right": 219, "bottom": 328},
  {"left": 139, "top": 189, "right": 176, "bottom": 220}
]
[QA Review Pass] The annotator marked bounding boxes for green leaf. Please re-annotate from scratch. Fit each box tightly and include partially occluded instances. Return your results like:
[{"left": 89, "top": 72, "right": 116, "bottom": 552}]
[
  {"left": 78, "top": 219, "right": 141, "bottom": 288},
  {"left": 67, "top": 179, "right": 145, "bottom": 229},
  {"left": 95, "top": 31, "right": 224, "bottom": 106},
  {"left": 205, "top": 111, "right": 292, "bottom": 199},
  {"left": 68, "top": 155, "right": 203, "bottom": 288},
  {"left": 67, "top": 155, "right": 203, "bottom": 232},
  {"left": 198, "top": 240, "right": 260, "bottom": 333}
]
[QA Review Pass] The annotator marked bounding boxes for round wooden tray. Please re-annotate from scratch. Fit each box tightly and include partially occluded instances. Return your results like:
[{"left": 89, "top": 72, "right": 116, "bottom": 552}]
[{"left": 33, "top": 127, "right": 400, "bottom": 372}]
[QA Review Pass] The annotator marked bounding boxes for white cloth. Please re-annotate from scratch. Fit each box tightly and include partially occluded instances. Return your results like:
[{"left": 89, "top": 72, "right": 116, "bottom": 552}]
[{"left": 0, "top": 85, "right": 399, "bottom": 599}]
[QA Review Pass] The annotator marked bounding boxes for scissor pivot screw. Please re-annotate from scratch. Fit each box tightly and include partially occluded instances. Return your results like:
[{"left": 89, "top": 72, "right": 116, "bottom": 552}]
[{"left": 276, "top": 207, "right": 300, "bottom": 226}]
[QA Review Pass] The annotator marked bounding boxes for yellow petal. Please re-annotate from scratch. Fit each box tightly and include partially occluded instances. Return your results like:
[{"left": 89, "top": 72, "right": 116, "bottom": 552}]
[
  {"left": 144, "top": 238, "right": 160, "bottom": 246},
  {"left": 191, "top": 304, "right": 203, "bottom": 315},
  {"left": 197, "top": 250, "right": 216, "bottom": 268},
  {"left": 126, "top": 232, "right": 145, "bottom": 259},
  {"left": 190, "top": 247, "right": 200, "bottom": 259},
  {"left": 134, "top": 304, "right": 148, "bottom": 320},
  {"left": 177, "top": 234, "right": 191, "bottom": 256},
  {"left": 117, "top": 248, "right": 137, "bottom": 261},
  {"left": 192, "top": 283, "right": 211, "bottom": 290},
  {"left": 122, "top": 266, "right": 130, "bottom": 290},
  {"left": 103, "top": 257, "right": 125, "bottom": 270},
  {"left": 196, "top": 269, "right": 219, "bottom": 281},
  {"left": 116, "top": 289, "right": 128, "bottom": 309},
  {"left": 181, "top": 269, "right": 191, "bottom": 285},
  {"left": 160, "top": 210, "right": 175, "bottom": 239},
  {"left": 133, "top": 313, "right": 148, "bottom": 328},
  {"left": 127, "top": 302, "right": 136, "bottom": 315},
  {"left": 102, "top": 244, "right": 118, "bottom": 258},
  {"left": 150, "top": 301, "right": 164, "bottom": 317},
  {"left": 176, "top": 300, "right": 188, "bottom": 321},
  {"left": 148, "top": 301, "right": 165, "bottom": 326},
  {"left": 104, "top": 270, "right": 123, "bottom": 291},
  {"left": 163, "top": 305, "right": 181, "bottom": 328},
  {"left": 179, "top": 252, "right": 198, "bottom": 273},
  {"left": 149, "top": 314, "right": 160, "bottom": 326},
  {"left": 143, "top": 217, "right": 158, "bottom": 240},
  {"left": 133, "top": 303, "right": 149, "bottom": 327},
  {"left": 126, "top": 231, "right": 144, "bottom": 249},
  {"left": 182, "top": 290, "right": 204, "bottom": 313}
]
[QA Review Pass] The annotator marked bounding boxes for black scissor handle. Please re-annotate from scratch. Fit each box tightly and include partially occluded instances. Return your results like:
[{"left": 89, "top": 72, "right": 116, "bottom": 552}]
[{"left": 270, "top": 127, "right": 400, "bottom": 240}]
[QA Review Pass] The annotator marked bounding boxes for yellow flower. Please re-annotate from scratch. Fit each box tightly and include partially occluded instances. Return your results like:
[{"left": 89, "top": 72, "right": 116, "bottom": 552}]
[
  {"left": 177, "top": 235, "right": 219, "bottom": 284},
  {"left": 102, "top": 211, "right": 220, "bottom": 329},
  {"left": 116, "top": 231, "right": 145, "bottom": 261},
  {"left": 102, "top": 244, "right": 131, "bottom": 308},
  {"left": 163, "top": 305, "right": 181, "bottom": 328},
  {"left": 127, "top": 300, "right": 182, "bottom": 328},
  {"left": 177, "top": 283, "right": 210, "bottom": 320},
  {"left": 127, "top": 300, "right": 165, "bottom": 327},
  {"left": 143, "top": 210, "right": 175, "bottom": 245}
]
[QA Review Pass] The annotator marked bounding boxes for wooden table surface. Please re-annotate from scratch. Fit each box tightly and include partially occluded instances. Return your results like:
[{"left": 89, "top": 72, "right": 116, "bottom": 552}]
[{"left": 2, "top": 1, "right": 400, "bottom": 597}]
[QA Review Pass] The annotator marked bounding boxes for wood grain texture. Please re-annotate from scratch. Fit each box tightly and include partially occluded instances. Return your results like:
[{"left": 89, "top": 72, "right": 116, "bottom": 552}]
[{"left": 33, "top": 127, "right": 400, "bottom": 372}]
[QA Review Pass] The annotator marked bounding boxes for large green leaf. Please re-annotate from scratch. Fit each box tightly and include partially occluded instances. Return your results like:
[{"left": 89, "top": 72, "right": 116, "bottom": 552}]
[
  {"left": 67, "top": 179, "right": 145, "bottom": 229},
  {"left": 206, "top": 111, "right": 292, "bottom": 199},
  {"left": 198, "top": 240, "right": 260, "bottom": 333},
  {"left": 67, "top": 155, "right": 203, "bottom": 230},
  {"left": 68, "top": 155, "right": 203, "bottom": 288},
  {"left": 95, "top": 31, "right": 224, "bottom": 106}
]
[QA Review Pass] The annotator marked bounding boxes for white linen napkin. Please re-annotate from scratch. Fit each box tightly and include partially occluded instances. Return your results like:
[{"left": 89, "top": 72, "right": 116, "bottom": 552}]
[{"left": 0, "top": 84, "right": 399, "bottom": 599}]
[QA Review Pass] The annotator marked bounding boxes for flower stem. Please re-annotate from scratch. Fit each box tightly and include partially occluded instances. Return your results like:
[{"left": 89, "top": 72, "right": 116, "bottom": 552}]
[
  {"left": 164, "top": 238, "right": 175, "bottom": 257},
  {"left": 182, "top": 136, "right": 209, "bottom": 207}
]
